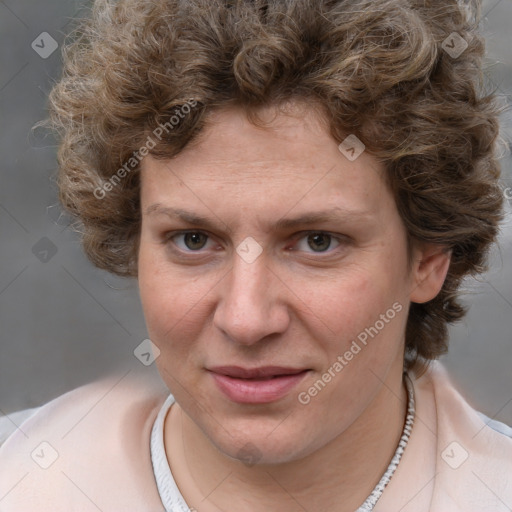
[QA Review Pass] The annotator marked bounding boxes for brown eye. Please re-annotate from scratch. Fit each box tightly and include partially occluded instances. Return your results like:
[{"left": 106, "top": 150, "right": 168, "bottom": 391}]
[
  {"left": 294, "top": 232, "right": 341, "bottom": 254},
  {"left": 306, "top": 233, "right": 332, "bottom": 252},
  {"left": 182, "top": 232, "right": 208, "bottom": 250},
  {"left": 165, "top": 231, "right": 212, "bottom": 252}
]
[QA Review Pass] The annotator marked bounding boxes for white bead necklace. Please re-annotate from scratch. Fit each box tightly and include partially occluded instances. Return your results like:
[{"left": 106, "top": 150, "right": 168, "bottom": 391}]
[{"left": 355, "top": 372, "right": 416, "bottom": 511}]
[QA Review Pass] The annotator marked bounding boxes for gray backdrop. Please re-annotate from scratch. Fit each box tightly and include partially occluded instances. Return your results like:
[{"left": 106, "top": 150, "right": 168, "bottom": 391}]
[{"left": 1, "top": 0, "right": 511, "bottom": 425}]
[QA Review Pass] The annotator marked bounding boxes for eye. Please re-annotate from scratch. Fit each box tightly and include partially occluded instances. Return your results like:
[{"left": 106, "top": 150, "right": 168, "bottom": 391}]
[
  {"left": 163, "top": 230, "right": 345, "bottom": 256},
  {"left": 165, "top": 231, "right": 214, "bottom": 252},
  {"left": 292, "top": 232, "right": 342, "bottom": 254}
]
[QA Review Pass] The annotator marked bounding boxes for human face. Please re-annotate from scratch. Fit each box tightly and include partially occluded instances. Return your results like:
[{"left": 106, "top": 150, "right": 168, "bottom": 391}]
[{"left": 138, "top": 103, "right": 414, "bottom": 465}]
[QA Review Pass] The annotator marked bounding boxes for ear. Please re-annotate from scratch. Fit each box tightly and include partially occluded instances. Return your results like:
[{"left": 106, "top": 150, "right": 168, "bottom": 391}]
[{"left": 409, "top": 242, "right": 452, "bottom": 304}]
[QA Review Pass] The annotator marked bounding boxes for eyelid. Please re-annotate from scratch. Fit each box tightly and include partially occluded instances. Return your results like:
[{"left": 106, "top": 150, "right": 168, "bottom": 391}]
[
  {"left": 163, "top": 230, "right": 217, "bottom": 253},
  {"left": 288, "top": 230, "right": 345, "bottom": 254},
  {"left": 163, "top": 229, "right": 348, "bottom": 256}
]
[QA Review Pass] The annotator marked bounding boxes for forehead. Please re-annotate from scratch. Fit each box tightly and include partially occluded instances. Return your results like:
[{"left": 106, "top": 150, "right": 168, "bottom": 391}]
[{"left": 140, "top": 103, "right": 390, "bottom": 220}]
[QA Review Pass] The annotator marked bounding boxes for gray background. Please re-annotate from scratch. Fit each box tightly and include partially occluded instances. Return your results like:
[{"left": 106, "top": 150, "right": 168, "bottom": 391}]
[{"left": 0, "top": 0, "right": 511, "bottom": 425}]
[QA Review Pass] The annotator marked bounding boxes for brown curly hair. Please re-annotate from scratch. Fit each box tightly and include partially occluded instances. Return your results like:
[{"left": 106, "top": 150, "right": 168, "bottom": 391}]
[{"left": 45, "top": 0, "right": 505, "bottom": 373}]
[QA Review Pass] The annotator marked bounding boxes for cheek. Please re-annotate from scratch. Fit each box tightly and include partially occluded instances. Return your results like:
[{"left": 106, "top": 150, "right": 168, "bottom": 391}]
[
  {"left": 305, "top": 263, "right": 408, "bottom": 367},
  {"left": 304, "top": 269, "right": 391, "bottom": 333},
  {"left": 137, "top": 244, "right": 215, "bottom": 356},
  {"left": 138, "top": 245, "right": 184, "bottom": 344}
]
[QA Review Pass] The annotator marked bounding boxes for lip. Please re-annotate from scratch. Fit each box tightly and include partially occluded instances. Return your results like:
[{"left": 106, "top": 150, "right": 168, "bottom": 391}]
[{"left": 207, "top": 366, "right": 310, "bottom": 404}]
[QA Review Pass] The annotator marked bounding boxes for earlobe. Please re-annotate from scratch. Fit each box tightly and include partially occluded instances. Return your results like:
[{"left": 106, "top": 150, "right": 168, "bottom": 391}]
[{"left": 409, "top": 243, "right": 452, "bottom": 304}]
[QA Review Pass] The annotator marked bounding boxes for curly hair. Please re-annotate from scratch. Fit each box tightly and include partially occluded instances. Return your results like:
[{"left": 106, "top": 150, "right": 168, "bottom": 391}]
[{"left": 45, "top": 0, "right": 505, "bottom": 373}]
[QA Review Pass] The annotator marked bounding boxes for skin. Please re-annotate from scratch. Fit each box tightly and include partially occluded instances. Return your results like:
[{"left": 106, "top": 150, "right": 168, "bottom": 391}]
[{"left": 137, "top": 101, "right": 451, "bottom": 512}]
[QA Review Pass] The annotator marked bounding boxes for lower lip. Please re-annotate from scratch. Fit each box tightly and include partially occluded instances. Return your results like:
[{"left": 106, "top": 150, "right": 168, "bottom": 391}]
[{"left": 209, "top": 371, "right": 309, "bottom": 404}]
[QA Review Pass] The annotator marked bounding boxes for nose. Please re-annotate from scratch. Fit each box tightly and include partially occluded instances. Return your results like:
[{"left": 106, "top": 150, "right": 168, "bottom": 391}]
[{"left": 212, "top": 250, "right": 290, "bottom": 346}]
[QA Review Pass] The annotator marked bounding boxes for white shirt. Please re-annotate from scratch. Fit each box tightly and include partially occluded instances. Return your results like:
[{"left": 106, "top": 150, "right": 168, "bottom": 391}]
[
  {"left": 145, "top": 384, "right": 512, "bottom": 512},
  {"left": 1, "top": 362, "right": 512, "bottom": 511}
]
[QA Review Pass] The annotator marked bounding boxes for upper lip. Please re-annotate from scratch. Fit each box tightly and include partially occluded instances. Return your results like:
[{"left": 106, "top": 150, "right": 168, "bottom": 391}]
[{"left": 208, "top": 366, "right": 308, "bottom": 379}]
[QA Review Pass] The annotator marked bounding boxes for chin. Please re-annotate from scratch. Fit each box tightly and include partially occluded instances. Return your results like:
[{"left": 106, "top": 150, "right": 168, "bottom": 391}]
[{"left": 206, "top": 418, "right": 321, "bottom": 466}]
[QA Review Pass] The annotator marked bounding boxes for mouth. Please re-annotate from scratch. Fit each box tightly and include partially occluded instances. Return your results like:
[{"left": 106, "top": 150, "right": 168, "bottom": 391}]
[
  {"left": 207, "top": 366, "right": 311, "bottom": 404},
  {"left": 208, "top": 365, "right": 308, "bottom": 379}
]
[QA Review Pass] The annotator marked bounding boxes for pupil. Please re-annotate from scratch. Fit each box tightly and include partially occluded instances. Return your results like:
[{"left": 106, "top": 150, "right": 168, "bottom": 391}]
[
  {"left": 183, "top": 233, "right": 330, "bottom": 252},
  {"left": 185, "top": 232, "right": 206, "bottom": 250},
  {"left": 309, "top": 233, "right": 330, "bottom": 252}
]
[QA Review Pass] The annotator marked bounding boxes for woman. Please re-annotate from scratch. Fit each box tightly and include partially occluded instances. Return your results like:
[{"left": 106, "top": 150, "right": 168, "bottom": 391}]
[{"left": 1, "top": 0, "right": 511, "bottom": 510}]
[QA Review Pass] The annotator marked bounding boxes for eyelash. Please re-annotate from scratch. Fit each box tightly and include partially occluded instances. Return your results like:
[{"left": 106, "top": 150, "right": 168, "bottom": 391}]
[{"left": 162, "top": 230, "right": 347, "bottom": 257}]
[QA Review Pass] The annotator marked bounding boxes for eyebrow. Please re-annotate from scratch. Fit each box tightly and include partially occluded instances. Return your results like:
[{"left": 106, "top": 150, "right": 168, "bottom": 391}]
[{"left": 144, "top": 204, "right": 373, "bottom": 231}]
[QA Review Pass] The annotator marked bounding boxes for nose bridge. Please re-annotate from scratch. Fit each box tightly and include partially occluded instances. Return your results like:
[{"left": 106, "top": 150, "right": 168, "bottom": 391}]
[
  {"left": 229, "top": 252, "right": 270, "bottom": 320},
  {"left": 214, "top": 249, "right": 287, "bottom": 345}
]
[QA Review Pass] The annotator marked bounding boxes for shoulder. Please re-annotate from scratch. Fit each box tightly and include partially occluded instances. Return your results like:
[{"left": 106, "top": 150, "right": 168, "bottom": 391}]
[
  {"left": 0, "top": 369, "right": 170, "bottom": 511},
  {"left": 476, "top": 411, "right": 512, "bottom": 439},
  {"left": 0, "top": 407, "right": 41, "bottom": 446},
  {"left": 418, "top": 361, "right": 512, "bottom": 442},
  {"left": 413, "top": 362, "right": 512, "bottom": 511}
]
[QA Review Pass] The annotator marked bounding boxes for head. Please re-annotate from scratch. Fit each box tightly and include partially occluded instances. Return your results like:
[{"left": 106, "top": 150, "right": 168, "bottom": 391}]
[{"left": 47, "top": 0, "right": 504, "bottom": 463}]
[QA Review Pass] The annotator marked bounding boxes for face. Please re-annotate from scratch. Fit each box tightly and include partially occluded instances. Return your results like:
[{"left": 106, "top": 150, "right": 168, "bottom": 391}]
[{"left": 138, "top": 102, "right": 417, "bottom": 465}]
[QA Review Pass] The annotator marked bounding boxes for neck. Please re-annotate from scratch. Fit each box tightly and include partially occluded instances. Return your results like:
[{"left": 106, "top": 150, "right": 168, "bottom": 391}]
[{"left": 165, "top": 369, "right": 408, "bottom": 512}]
